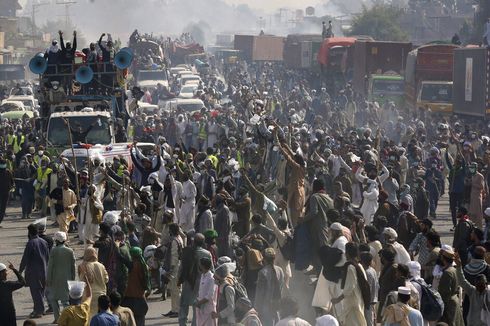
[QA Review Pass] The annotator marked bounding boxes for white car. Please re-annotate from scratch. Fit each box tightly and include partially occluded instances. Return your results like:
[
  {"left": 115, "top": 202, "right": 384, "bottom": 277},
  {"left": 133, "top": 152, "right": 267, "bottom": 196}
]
[
  {"left": 136, "top": 70, "right": 169, "bottom": 89},
  {"left": 6, "top": 95, "right": 39, "bottom": 111},
  {"left": 0, "top": 100, "right": 25, "bottom": 112},
  {"left": 178, "top": 84, "right": 198, "bottom": 98},
  {"left": 135, "top": 103, "right": 160, "bottom": 116},
  {"left": 165, "top": 98, "right": 205, "bottom": 113},
  {"left": 177, "top": 70, "right": 193, "bottom": 78},
  {"left": 179, "top": 74, "right": 201, "bottom": 87},
  {"left": 169, "top": 67, "right": 187, "bottom": 78}
]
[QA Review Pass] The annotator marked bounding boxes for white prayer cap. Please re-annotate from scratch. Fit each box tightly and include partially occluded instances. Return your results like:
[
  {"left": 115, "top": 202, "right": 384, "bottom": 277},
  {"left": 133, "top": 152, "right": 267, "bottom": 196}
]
[
  {"left": 315, "top": 314, "right": 339, "bottom": 326},
  {"left": 68, "top": 281, "right": 86, "bottom": 299},
  {"left": 33, "top": 217, "right": 47, "bottom": 231},
  {"left": 103, "top": 211, "right": 119, "bottom": 225},
  {"left": 217, "top": 256, "right": 232, "bottom": 265},
  {"left": 441, "top": 244, "right": 455, "bottom": 259},
  {"left": 0, "top": 263, "right": 6, "bottom": 272},
  {"left": 216, "top": 256, "right": 237, "bottom": 275},
  {"left": 398, "top": 286, "right": 411, "bottom": 295},
  {"left": 53, "top": 231, "right": 67, "bottom": 243},
  {"left": 407, "top": 261, "right": 421, "bottom": 278},
  {"left": 330, "top": 222, "right": 343, "bottom": 231},
  {"left": 383, "top": 227, "right": 398, "bottom": 240}
]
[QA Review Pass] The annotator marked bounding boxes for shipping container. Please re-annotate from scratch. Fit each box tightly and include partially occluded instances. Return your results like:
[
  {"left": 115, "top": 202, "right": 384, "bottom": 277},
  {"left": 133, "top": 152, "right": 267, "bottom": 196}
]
[
  {"left": 234, "top": 35, "right": 284, "bottom": 62},
  {"left": 352, "top": 41, "right": 412, "bottom": 96},
  {"left": 453, "top": 47, "right": 490, "bottom": 118},
  {"left": 284, "top": 34, "right": 323, "bottom": 69}
]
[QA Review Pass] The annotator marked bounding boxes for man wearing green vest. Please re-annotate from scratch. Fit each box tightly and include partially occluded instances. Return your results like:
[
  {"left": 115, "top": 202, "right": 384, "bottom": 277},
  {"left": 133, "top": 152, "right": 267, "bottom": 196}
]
[
  {"left": 10, "top": 129, "right": 25, "bottom": 155},
  {"left": 35, "top": 158, "right": 52, "bottom": 216}
]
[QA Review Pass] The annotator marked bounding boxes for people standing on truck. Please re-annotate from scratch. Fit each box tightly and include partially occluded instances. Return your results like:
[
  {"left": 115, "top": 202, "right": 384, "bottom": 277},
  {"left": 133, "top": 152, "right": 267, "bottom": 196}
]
[
  {"left": 59, "top": 30, "right": 77, "bottom": 65},
  {"left": 44, "top": 40, "right": 60, "bottom": 77},
  {"left": 484, "top": 18, "right": 490, "bottom": 47},
  {"left": 98, "top": 33, "right": 115, "bottom": 64},
  {"left": 59, "top": 30, "right": 77, "bottom": 91}
]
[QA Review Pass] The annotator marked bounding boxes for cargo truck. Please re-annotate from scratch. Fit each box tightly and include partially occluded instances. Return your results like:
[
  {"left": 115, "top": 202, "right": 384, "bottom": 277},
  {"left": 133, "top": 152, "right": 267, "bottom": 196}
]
[
  {"left": 352, "top": 41, "right": 412, "bottom": 107},
  {"left": 234, "top": 35, "right": 284, "bottom": 62},
  {"left": 452, "top": 47, "right": 490, "bottom": 118},
  {"left": 405, "top": 44, "right": 460, "bottom": 113},
  {"left": 283, "top": 34, "right": 323, "bottom": 69},
  {"left": 317, "top": 37, "right": 357, "bottom": 94}
]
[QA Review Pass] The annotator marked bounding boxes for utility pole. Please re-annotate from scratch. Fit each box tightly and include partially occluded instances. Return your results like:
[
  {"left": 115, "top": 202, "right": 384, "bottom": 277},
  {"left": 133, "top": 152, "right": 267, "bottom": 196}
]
[
  {"left": 31, "top": 2, "right": 49, "bottom": 47},
  {"left": 55, "top": 0, "right": 77, "bottom": 30}
]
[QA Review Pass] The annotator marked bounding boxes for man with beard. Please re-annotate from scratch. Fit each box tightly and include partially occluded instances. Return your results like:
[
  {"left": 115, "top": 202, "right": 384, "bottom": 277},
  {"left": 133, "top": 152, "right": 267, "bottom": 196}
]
[{"left": 194, "top": 196, "right": 213, "bottom": 234}]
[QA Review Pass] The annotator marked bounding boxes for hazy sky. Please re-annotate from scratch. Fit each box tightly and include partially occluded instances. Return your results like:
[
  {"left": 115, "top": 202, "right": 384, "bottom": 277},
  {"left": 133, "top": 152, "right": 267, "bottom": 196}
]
[{"left": 224, "top": 0, "right": 317, "bottom": 12}]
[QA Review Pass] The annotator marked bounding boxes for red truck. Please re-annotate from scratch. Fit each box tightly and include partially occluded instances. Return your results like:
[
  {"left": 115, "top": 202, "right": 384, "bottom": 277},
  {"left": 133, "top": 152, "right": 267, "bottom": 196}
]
[{"left": 405, "top": 44, "right": 460, "bottom": 113}]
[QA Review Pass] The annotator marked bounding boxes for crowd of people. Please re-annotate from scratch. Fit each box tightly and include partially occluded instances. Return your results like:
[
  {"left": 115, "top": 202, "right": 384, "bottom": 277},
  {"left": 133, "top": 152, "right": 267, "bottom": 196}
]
[{"left": 3, "top": 39, "right": 490, "bottom": 326}]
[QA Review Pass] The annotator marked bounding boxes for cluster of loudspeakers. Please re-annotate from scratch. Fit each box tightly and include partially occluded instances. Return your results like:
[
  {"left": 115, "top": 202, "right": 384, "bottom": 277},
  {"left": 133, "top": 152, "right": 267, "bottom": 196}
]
[{"left": 29, "top": 47, "right": 134, "bottom": 84}]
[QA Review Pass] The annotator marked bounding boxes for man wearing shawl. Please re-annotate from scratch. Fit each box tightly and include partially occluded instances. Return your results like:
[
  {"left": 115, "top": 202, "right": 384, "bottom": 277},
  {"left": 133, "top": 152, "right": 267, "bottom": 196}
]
[
  {"left": 78, "top": 247, "right": 108, "bottom": 317},
  {"left": 123, "top": 246, "right": 150, "bottom": 326}
]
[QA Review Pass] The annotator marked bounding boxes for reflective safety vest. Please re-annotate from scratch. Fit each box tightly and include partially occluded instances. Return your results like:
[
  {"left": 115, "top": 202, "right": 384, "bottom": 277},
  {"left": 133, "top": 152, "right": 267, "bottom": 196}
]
[
  {"left": 36, "top": 167, "right": 52, "bottom": 191},
  {"left": 237, "top": 152, "right": 244, "bottom": 167},
  {"left": 34, "top": 155, "right": 50, "bottom": 167},
  {"left": 198, "top": 124, "right": 207, "bottom": 140},
  {"left": 207, "top": 154, "right": 218, "bottom": 168},
  {"left": 10, "top": 135, "right": 25, "bottom": 154},
  {"left": 117, "top": 165, "right": 125, "bottom": 177}
]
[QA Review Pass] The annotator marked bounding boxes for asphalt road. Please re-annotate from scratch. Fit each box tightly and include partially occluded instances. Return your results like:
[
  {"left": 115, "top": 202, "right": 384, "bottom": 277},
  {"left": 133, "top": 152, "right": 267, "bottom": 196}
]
[{"left": 0, "top": 194, "right": 454, "bottom": 326}]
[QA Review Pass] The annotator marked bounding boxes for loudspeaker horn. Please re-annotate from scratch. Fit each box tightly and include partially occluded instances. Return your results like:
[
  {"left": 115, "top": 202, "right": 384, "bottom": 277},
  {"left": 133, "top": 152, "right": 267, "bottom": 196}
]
[
  {"left": 114, "top": 47, "right": 134, "bottom": 69},
  {"left": 75, "top": 66, "right": 94, "bottom": 84},
  {"left": 29, "top": 53, "right": 48, "bottom": 74}
]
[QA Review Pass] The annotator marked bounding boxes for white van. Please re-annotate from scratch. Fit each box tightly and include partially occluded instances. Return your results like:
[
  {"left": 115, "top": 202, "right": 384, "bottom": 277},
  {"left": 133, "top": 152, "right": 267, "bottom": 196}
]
[{"left": 61, "top": 142, "right": 156, "bottom": 171}]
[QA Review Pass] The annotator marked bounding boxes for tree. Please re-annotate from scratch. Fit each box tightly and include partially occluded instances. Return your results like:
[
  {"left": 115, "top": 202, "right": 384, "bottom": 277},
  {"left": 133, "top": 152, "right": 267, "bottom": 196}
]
[
  {"left": 348, "top": 4, "right": 408, "bottom": 41},
  {"left": 473, "top": 0, "right": 490, "bottom": 43}
]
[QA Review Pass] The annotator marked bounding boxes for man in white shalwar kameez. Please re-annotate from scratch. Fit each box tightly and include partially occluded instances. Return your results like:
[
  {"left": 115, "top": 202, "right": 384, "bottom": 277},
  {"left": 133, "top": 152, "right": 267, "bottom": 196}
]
[
  {"left": 333, "top": 242, "right": 367, "bottom": 326},
  {"left": 179, "top": 171, "right": 197, "bottom": 233},
  {"left": 196, "top": 258, "right": 218, "bottom": 326},
  {"left": 383, "top": 227, "right": 411, "bottom": 266},
  {"left": 312, "top": 222, "right": 347, "bottom": 318},
  {"left": 355, "top": 168, "right": 379, "bottom": 224}
]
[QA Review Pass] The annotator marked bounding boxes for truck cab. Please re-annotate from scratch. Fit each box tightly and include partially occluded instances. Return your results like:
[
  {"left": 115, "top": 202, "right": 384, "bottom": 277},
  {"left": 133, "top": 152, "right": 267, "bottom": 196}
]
[
  {"left": 45, "top": 110, "right": 114, "bottom": 155},
  {"left": 416, "top": 81, "right": 453, "bottom": 113},
  {"left": 368, "top": 74, "right": 405, "bottom": 107}
]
